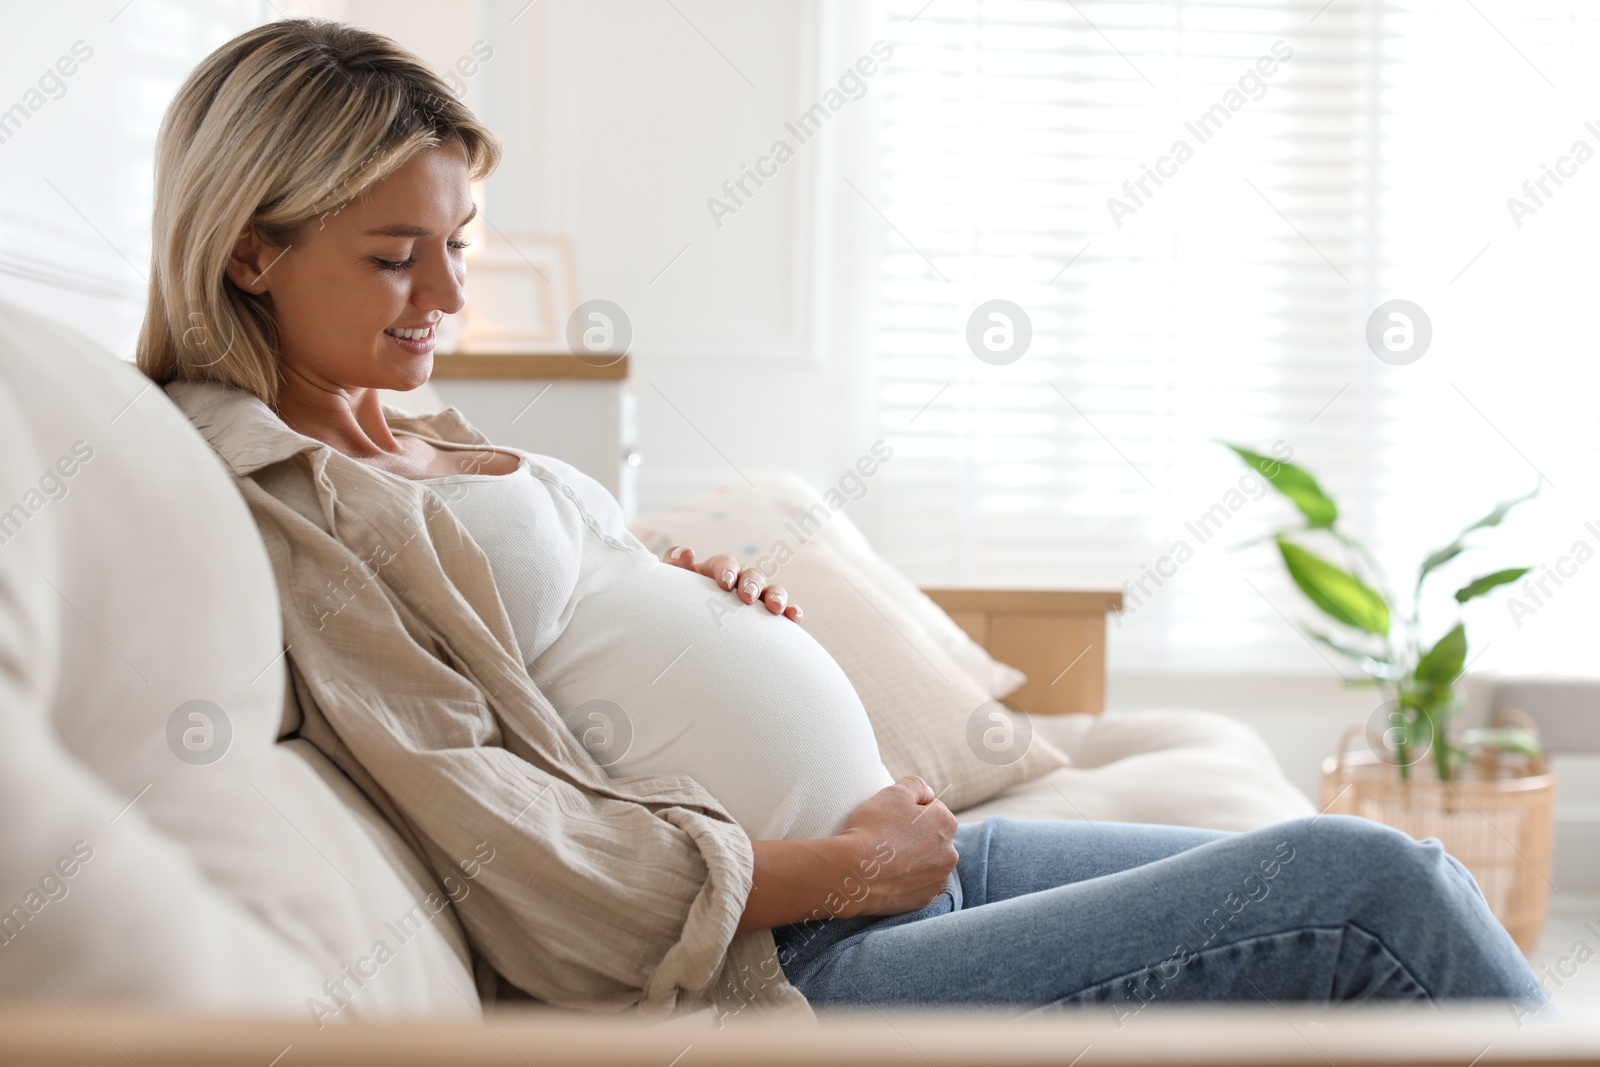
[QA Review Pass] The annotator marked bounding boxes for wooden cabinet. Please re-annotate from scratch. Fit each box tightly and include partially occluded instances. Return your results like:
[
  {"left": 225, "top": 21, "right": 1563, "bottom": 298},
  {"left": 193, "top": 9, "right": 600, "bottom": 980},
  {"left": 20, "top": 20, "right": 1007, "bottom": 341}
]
[{"left": 919, "top": 588, "right": 1123, "bottom": 715}]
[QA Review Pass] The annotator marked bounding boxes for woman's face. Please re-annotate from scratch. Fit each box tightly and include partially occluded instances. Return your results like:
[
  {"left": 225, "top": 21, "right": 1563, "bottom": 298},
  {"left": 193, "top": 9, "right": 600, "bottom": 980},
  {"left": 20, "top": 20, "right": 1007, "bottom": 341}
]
[{"left": 229, "top": 140, "right": 475, "bottom": 397}]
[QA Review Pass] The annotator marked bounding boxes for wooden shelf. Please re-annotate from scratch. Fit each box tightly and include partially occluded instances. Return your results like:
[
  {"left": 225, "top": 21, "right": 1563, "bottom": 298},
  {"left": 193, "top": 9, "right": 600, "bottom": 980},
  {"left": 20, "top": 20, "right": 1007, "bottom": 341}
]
[
  {"left": 429, "top": 353, "right": 630, "bottom": 381},
  {"left": 920, "top": 586, "right": 1123, "bottom": 715},
  {"left": 919, "top": 587, "right": 1122, "bottom": 615}
]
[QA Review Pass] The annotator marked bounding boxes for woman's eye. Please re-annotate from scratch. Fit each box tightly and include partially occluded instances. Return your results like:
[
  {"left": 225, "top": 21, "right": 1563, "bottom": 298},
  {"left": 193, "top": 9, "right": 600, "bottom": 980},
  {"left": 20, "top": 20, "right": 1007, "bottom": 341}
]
[{"left": 373, "top": 241, "right": 469, "bottom": 272}]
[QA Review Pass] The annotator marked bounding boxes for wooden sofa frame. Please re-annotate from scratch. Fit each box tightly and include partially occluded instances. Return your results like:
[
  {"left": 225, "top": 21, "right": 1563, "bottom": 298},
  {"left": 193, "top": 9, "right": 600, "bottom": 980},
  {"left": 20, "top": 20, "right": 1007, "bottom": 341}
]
[{"left": 5, "top": 1001, "right": 1592, "bottom": 1065}]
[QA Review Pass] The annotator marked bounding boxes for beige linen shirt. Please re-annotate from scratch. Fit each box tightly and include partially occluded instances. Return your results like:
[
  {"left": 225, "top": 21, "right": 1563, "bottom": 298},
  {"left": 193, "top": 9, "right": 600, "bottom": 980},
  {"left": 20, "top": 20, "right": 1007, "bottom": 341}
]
[{"left": 164, "top": 379, "right": 813, "bottom": 1025}]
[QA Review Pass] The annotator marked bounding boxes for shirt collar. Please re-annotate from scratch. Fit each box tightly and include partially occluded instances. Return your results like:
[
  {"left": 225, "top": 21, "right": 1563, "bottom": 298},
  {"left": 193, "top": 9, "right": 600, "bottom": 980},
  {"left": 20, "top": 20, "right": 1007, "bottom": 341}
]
[{"left": 163, "top": 379, "right": 484, "bottom": 478}]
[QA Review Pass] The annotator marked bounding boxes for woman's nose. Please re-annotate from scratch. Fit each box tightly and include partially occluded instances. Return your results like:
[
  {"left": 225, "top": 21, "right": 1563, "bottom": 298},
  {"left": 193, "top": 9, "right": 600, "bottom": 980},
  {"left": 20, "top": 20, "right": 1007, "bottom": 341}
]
[{"left": 416, "top": 249, "right": 467, "bottom": 316}]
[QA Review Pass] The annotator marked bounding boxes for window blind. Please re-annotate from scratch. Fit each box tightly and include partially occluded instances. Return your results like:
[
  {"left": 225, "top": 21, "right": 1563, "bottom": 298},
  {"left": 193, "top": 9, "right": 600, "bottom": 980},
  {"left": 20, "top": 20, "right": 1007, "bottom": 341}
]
[{"left": 866, "top": 0, "right": 1600, "bottom": 677}]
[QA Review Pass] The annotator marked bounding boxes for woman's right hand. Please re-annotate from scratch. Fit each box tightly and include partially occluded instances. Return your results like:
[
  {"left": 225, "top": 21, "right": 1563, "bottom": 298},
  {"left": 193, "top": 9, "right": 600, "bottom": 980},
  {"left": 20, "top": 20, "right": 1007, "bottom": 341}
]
[
  {"left": 734, "top": 775, "right": 959, "bottom": 936},
  {"left": 836, "top": 775, "right": 959, "bottom": 919}
]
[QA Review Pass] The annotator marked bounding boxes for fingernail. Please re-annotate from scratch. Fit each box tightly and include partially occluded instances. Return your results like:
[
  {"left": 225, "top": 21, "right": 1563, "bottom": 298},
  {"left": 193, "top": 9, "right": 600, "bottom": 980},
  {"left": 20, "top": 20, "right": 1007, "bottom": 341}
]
[
  {"left": 792, "top": 606, "right": 803, "bottom": 619},
  {"left": 742, "top": 580, "right": 759, "bottom": 597},
  {"left": 668, "top": 547, "right": 685, "bottom": 560},
  {"left": 719, "top": 568, "right": 734, "bottom": 586}
]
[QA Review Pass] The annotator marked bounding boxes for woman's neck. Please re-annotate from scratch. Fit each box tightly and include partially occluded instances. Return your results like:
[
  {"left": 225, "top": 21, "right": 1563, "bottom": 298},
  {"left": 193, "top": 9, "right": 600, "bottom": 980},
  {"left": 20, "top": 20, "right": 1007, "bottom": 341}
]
[{"left": 271, "top": 365, "right": 404, "bottom": 461}]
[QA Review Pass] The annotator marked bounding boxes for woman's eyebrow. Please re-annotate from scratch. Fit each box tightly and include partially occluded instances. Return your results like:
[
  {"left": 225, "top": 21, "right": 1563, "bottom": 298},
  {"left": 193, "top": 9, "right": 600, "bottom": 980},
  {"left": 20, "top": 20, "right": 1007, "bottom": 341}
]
[{"left": 362, "top": 204, "right": 478, "bottom": 238}]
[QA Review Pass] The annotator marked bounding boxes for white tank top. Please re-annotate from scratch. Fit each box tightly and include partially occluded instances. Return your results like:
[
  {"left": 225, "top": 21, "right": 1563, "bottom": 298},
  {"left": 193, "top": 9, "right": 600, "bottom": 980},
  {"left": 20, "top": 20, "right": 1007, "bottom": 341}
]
[{"left": 416, "top": 445, "right": 894, "bottom": 841}]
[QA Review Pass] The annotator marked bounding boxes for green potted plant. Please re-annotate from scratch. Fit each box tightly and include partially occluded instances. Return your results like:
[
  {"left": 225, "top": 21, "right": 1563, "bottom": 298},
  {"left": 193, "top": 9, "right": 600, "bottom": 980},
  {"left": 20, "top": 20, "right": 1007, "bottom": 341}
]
[
  {"left": 1220, "top": 442, "right": 1556, "bottom": 952},
  {"left": 1219, "top": 442, "right": 1542, "bottom": 781}
]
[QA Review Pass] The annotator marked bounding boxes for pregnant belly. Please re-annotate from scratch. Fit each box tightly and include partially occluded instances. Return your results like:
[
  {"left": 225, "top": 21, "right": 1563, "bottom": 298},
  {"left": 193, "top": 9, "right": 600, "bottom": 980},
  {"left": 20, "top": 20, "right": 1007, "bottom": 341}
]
[{"left": 529, "top": 555, "right": 894, "bottom": 840}]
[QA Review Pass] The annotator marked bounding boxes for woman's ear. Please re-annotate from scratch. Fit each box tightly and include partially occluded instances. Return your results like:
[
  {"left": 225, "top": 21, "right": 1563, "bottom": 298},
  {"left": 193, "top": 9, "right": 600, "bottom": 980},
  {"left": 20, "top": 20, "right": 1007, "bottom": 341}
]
[{"left": 224, "top": 223, "right": 273, "bottom": 293}]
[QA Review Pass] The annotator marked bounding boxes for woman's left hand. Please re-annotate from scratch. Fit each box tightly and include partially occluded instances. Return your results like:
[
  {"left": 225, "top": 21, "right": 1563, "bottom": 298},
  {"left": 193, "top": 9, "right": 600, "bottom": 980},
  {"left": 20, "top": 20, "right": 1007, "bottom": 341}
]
[{"left": 661, "top": 545, "right": 802, "bottom": 621}]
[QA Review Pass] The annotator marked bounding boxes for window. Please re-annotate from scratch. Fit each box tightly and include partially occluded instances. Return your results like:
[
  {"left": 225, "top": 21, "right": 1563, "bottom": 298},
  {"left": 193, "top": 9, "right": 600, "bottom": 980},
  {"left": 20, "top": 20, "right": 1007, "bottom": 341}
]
[
  {"left": 867, "top": 0, "right": 1600, "bottom": 676},
  {"left": 0, "top": 2, "right": 265, "bottom": 358}
]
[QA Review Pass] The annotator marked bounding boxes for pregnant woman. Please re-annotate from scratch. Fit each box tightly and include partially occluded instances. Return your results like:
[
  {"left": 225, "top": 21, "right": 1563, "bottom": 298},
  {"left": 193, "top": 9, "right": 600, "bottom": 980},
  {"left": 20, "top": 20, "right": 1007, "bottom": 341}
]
[{"left": 140, "top": 19, "right": 1547, "bottom": 1021}]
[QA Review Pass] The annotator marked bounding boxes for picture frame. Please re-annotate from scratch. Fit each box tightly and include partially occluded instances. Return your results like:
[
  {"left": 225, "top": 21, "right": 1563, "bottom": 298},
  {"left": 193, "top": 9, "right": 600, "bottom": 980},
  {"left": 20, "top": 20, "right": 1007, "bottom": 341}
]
[{"left": 455, "top": 230, "right": 579, "bottom": 354}]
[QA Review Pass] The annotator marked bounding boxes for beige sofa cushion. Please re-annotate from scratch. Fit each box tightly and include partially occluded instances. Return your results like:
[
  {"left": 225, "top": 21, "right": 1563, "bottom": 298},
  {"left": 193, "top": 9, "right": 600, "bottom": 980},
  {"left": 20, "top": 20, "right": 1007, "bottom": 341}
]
[
  {"left": 959, "top": 709, "right": 1317, "bottom": 831},
  {"left": 0, "top": 301, "right": 477, "bottom": 1019}
]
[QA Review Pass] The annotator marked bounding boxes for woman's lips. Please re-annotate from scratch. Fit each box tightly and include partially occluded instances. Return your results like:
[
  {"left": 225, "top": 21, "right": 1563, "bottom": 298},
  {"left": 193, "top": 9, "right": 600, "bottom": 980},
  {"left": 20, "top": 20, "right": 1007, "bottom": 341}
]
[{"left": 383, "top": 325, "right": 436, "bottom": 354}]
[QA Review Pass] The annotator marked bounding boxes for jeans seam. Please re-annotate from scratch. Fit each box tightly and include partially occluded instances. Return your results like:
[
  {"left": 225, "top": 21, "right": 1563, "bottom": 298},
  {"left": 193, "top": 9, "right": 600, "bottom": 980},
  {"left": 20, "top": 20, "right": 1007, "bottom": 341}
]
[
  {"left": 1049, "top": 922, "right": 1429, "bottom": 1008},
  {"left": 959, "top": 817, "right": 1000, "bottom": 909},
  {"left": 1342, "top": 919, "right": 1434, "bottom": 999}
]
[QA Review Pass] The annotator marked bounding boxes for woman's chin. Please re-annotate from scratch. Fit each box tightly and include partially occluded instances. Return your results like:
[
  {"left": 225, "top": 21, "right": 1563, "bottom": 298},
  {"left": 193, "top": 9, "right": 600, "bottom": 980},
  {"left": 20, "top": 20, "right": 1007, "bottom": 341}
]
[{"left": 379, "top": 356, "right": 433, "bottom": 392}]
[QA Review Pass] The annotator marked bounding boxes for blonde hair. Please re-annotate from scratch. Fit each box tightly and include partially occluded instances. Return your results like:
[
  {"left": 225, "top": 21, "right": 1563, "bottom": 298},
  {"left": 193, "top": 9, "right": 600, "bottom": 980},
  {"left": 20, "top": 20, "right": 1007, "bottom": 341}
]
[{"left": 136, "top": 18, "right": 501, "bottom": 407}]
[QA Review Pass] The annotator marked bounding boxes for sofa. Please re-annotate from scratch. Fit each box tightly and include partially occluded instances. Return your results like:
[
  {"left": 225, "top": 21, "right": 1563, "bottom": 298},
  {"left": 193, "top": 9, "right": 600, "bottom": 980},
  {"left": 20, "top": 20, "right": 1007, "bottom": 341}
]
[{"left": 19, "top": 301, "right": 1583, "bottom": 1065}]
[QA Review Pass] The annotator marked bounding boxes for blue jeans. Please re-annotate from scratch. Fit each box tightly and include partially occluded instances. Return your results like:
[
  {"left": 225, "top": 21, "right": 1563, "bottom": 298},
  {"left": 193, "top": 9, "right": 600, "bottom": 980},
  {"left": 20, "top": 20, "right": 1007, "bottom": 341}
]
[{"left": 772, "top": 815, "right": 1549, "bottom": 1015}]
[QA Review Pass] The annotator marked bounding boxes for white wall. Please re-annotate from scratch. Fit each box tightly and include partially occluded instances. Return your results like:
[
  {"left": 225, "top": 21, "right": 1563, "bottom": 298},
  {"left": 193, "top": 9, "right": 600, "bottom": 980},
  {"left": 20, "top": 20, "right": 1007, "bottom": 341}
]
[{"left": 323, "top": 0, "right": 892, "bottom": 518}]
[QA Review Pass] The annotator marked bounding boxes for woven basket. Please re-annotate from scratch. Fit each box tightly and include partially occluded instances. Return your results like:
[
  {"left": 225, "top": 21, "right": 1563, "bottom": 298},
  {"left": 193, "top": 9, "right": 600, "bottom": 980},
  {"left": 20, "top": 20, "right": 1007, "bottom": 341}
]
[{"left": 1319, "top": 709, "right": 1557, "bottom": 955}]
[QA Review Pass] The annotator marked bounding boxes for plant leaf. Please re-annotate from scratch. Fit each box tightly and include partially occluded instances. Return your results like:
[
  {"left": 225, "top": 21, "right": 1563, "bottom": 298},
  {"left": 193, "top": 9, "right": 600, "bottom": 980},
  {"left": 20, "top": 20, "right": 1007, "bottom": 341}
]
[
  {"left": 1460, "top": 480, "right": 1543, "bottom": 537},
  {"left": 1277, "top": 537, "right": 1391, "bottom": 636},
  {"left": 1414, "top": 623, "right": 1467, "bottom": 688},
  {"left": 1454, "top": 567, "right": 1532, "bottom": 605},
  {"left": 1419, "top": 544, "right": 1465, "bottom": 577},
  {"left": 1305, "top": 627, "right": 1401, "bottom": 680},
  {"left": 1305, "top": 627, "right": 1390, "bottom": 662},
  {"left": 1220, "top": 442, "right": 1339, "bottom": 529},
  {"left": 1460, "top": 726, "right": 1542, "bottom": 760},
  {"left": 1417, "top": 481, "right": 1542, "bottom": 586}
]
